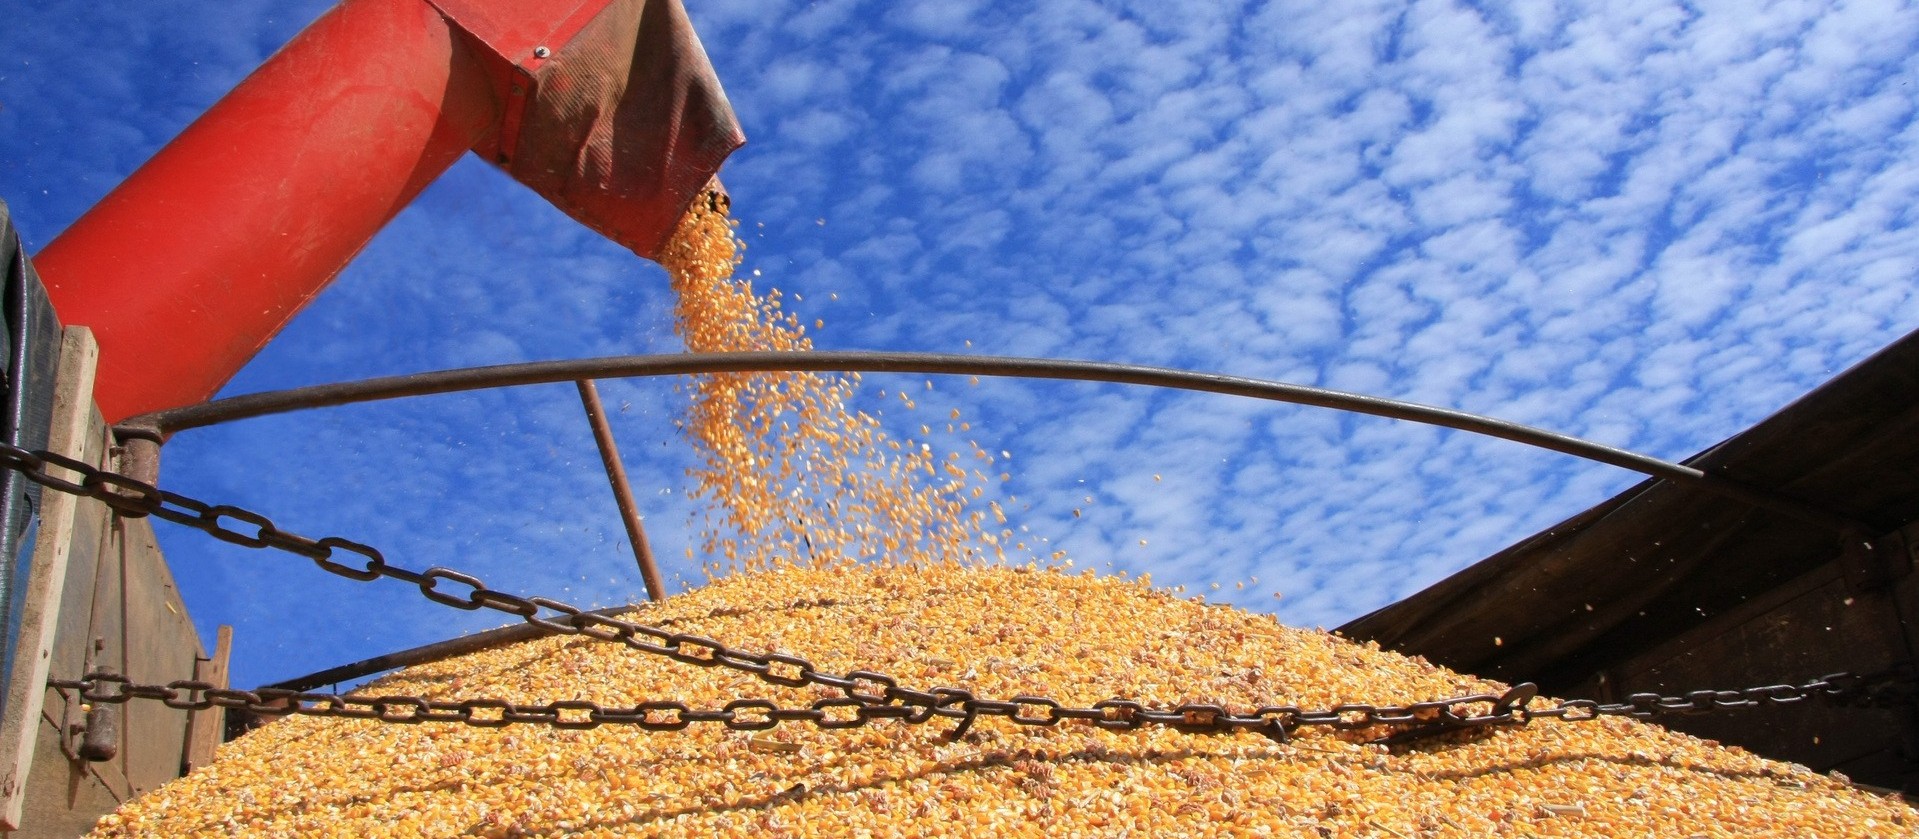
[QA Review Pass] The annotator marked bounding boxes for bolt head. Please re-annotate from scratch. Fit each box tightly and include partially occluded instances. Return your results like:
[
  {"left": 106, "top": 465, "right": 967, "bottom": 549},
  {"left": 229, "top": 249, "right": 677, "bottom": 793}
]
[{"left": 533, "top": 46, "right": 551, "bottom": 59}]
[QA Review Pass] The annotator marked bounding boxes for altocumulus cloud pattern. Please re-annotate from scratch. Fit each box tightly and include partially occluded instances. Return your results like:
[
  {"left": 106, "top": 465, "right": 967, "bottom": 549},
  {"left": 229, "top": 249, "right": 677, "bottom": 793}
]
[{"left": 1, "top": 0, "right": 1915, "bottom": 687}]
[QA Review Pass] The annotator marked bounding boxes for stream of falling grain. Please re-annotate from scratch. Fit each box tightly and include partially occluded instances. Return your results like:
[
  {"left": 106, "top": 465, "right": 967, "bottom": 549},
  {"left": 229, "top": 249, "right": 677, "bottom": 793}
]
[
  {"left": 81, "top": 199, "right": 1919, "bottom": 839},
  {"left": 657, "top": 197, "right": 1023, "bottom": 577}
]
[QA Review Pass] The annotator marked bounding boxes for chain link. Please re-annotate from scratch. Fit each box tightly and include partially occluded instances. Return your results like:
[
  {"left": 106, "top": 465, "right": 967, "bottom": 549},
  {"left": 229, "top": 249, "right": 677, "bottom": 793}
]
[
  {"left": 10, "top": 444, "right": 1916, "bottom": 744},
  {"left": 45, "top": 668, "right": 1911, "bottom": 743},
  {"left": 0, "top": 443, "right": 898, "bottom": 704}
]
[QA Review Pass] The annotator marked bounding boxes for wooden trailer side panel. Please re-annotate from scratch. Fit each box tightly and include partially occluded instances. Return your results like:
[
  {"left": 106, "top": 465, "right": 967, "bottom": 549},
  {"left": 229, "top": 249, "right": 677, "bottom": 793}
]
[
  {"left": 1563, "top": 538, "right": 1919, "bottom": 786},
  {"left": 2, "top": 327, "right": 119, "bottom": 833},
  {"left": 1, "top": 327, "right": 216, "bottom": 835}
]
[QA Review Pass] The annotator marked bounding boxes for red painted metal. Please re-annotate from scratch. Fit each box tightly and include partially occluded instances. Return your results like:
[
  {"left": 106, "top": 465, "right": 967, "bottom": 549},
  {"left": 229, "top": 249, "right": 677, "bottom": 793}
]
[
  {"left": 478, "top": 0, "right": 744, "bottom": 260},
  {"left": 34, "top": 0, "right": 499, "bottom": 424},
  {"left": 34, "top": 0, "right": 741, "bottom": 423},
  {"left": 424, "top": 0, "right": 609, "bottom": 64}
]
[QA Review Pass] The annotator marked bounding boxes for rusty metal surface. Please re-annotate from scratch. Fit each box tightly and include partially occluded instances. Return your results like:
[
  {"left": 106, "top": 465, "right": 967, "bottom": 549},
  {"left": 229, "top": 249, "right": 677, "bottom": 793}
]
[
  {"left": 425, "top": 0, "right": 608, "bottom": 64},
  {"left": 53, "top": 666, "right": 1915, "bottom": 745},
  {"left": 120, "top": 351, "right": 1874, "bottom": 535},
  {"left": 115, "top": 434, "right": 162, "bottom": 488},
  {"left": 575, "top": 379, "right": 665, "bottom": 601},
  {"left": 78, "top": 695, "right": 118, "bottom": 762},
  {"left": 488, "top": 0, "right": 745, "bottom": 259},
  {"left": 260, "top": 603, "right": 640, "bottom": 694},
  {"left": 7, "top": 444, "right": 1914, "bottom": 755}
]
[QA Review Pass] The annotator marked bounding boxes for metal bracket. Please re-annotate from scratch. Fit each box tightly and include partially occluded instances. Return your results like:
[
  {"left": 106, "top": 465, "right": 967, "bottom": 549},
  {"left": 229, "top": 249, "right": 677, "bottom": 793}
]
[
  {"left": 77, "top": 706, "right": 117, "bottom": 763},
  {"left": 111, "top": 427, "right": 162, "bottom": 487}
]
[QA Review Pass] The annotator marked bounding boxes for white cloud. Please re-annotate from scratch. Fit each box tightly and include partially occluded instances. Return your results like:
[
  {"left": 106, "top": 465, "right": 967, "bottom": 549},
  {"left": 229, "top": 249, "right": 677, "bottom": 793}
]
[
  {"left": 6, "top": 0, "right": 1917, "bottom": 690},
  {"left": 886, "top": 0, "right": 990, "bottom": 38}
]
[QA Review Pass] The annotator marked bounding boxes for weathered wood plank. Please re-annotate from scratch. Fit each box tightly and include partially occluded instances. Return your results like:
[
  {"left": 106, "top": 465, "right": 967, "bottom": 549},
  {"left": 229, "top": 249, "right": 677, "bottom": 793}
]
[
  {"left": 31, "top": 413, "right": 128, "bottom": 830},
  {"left": 184, "top": 626, "right": 232, "bottom": 772},
  {"left": 81, "top": 484, "right": 131, "bottom": 804},
  {"left": 116, "top": 515, "right": 199, "bottom": 797},
  {"left": 1601, "top": 565, "right": 1909, "bottom": 778},
  {"left": 0, "top": 327, "right": 98, "bottom": 830},
  {"left": 46, "top": 421, "right": 109, "bottom": 753},
  {"left": 16, "top": 713, "right": 122, "bottom": 839}
]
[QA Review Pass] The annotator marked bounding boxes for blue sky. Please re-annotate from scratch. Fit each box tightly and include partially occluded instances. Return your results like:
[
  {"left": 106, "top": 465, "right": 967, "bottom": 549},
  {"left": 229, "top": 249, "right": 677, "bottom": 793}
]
[{"left": 3, "top": 0, "right": 1916, "bottom": 691}]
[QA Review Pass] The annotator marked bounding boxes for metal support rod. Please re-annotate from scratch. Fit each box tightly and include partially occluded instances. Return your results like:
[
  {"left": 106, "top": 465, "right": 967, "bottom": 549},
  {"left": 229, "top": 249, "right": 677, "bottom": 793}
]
[
  {"left": 260, "top": 604, "right": 640, "bottom": 693},
  {"left": 122, "top": 351, "right": 1885, "bottom": 536},
  {"left": 575, "top": 379, "right": 664, "bottom": 602},
  {"left": 115, "top": 431, "right": 163, "bottom": 487}
]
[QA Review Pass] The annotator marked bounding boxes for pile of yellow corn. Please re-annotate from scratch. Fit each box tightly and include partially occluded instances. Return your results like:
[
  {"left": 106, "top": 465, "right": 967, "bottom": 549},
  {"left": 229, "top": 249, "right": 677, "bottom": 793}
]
[
  {"left": 91, "top": 562, "right": 1914, "bottom": 836},
  {"left": 88, "top": 201, "right": 1919, "bottom": 836}
]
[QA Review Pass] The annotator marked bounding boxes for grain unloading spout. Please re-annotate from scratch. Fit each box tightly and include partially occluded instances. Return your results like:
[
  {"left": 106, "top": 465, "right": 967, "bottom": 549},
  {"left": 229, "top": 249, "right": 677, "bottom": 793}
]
[{"left": 32, "top": 0, "right": 744, "bottom": 423}]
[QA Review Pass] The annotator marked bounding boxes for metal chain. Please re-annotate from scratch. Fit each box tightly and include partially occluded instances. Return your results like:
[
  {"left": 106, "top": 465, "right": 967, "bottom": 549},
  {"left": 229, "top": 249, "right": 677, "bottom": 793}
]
[
  {"left": 8, "top": 444, "right": 1914, "bottom": 744},
  {"left": 44, "top": 669, "right": 1911, "bottom": 744},
  {"left": 0, "top": 443, "right": 907, "bottom": 704}
]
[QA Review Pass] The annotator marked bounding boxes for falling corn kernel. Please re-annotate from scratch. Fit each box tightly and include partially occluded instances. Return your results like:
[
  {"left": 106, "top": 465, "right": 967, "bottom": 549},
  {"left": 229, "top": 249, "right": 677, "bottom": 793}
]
[
  {"left": 650, "top": 198, "right": 1009, "bottom": 576},
  {"left": 85, "top": 198, "right": 1919, "bottom": 839}
]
